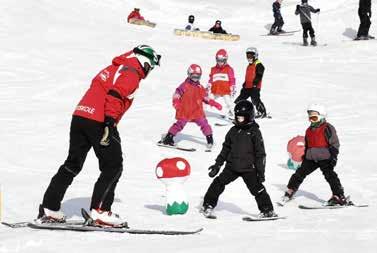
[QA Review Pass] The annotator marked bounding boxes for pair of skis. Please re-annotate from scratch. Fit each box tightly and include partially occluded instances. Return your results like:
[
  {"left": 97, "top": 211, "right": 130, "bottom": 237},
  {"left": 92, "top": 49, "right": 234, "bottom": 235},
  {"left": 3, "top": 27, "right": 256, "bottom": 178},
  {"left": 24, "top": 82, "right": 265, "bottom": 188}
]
[
  {"left": 277, "top": 196, "right": 368, "bottom": 209},
  {"left": 261, "top": 30, "right": 300, "bottom": 36},
  {"left": 201, "top": 209, "right": 286, "bottom": 222},
  {"left": 2, "top": 208, "right": 203, "bottom": 235}
]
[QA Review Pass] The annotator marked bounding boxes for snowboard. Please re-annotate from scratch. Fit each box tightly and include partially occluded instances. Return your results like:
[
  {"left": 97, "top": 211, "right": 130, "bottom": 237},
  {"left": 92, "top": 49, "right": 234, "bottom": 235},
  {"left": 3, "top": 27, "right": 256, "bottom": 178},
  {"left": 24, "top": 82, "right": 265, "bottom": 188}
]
[
  {"left": 242, "top": 215, "right": 286, "bottom": 222},
  {"left": 128, "top": 18, "right": 156, "bottom": 28},
  {"left": 174, "top": 29, "right": 240, "bottom": 41}
]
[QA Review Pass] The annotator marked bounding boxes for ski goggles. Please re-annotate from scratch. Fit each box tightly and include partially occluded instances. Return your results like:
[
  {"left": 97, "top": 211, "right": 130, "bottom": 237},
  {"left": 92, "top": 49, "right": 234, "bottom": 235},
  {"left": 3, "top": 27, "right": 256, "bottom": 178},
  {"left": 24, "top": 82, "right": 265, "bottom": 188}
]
[
  {"left": 216, "top": 58, "right": 227, "bottom": 64},
  {"left": 308, "top": 115, "right": 321, "bottom": 122},
  {"left": 190, "top": 74, "right": 201, "bottom": 82}
]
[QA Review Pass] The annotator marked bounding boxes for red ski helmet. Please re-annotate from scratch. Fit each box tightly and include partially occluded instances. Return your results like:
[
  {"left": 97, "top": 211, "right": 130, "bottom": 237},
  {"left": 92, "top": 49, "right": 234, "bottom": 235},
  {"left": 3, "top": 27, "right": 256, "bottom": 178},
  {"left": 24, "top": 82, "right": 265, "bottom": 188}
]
[
  {"left": 216, "top": 49, "right": 228, "bottom": 65},
  {"left": 187, "top": 64, "right": 202, "bottom": 82}
]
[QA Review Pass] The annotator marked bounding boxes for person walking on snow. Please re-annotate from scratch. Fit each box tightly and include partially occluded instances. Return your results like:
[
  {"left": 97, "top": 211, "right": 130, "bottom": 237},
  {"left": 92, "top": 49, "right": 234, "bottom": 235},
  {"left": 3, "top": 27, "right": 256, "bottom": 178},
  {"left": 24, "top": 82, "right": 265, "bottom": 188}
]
[
  {"left": 281, "top": 104, "right": 349, "bottom": 206},
  {"left": 38, "top": 45, "right": 161, "bottom": 226},
  {"left": 295, "top": 0, "right": 320, "bottom": 46},
  {"left": 207, "top": 49, "right": 236, "bottom": 119},
  {"left": 270, "top": 0, "right": 285, "bottom": 35},
  {"left": 235, "top": 47, "right": 268, "bottom": 119},
  {"left": 356, "top": 0, "right": 374, "bottom": 40},
  {"left": 185, "top": 15, "right": 200, "bottom": 31},
  {"left": 201, "top": 100, "right": 277, "bottom": 218},
  {"left": 161, "top": 64, "right": 222, "bottom": 150}
]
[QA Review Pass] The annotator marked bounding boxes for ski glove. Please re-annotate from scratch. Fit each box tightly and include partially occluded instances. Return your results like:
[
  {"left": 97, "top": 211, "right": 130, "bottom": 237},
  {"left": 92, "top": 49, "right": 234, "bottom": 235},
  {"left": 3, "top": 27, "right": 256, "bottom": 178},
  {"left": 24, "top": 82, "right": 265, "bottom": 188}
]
[
  {"left": 208, "top": 164, "right": 221, "bottom": 178},
  {"left": 100, "top": 116, "right": 116, "bottom": 147},
  {"left": 231, "top": 85, "right": 236, "bottom": 97},
  {"left": 328, "top": 157, "right": 337, "bottom": 167},
  {"left": 208, "top": 99, "right": 222, "bottom": 111},
  {"left": 316, "top": 8, "right": 320, "bottom": 13}
]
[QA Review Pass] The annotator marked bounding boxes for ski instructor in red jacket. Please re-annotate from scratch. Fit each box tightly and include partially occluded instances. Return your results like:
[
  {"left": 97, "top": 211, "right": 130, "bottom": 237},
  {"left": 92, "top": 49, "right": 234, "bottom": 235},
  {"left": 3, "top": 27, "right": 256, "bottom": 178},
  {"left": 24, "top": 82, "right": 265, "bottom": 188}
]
[{"left": 38, "top": 45, "right": 161, "bottom": 226}]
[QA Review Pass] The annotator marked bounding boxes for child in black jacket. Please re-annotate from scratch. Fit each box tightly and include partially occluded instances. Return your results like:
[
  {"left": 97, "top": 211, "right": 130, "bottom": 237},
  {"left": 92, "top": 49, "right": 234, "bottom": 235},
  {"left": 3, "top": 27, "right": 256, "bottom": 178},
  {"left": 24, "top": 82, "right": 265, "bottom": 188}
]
[{"left": 201, "top": 100, "right": 277, "bottom": 218}]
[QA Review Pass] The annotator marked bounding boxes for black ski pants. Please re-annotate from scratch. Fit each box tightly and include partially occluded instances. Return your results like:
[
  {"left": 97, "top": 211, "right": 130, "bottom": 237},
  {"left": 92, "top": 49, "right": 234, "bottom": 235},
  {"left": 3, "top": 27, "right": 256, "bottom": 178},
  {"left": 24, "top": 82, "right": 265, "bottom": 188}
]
[
  {"left": 302, "top": 22, "right": 315, "bottom": 38},
  {"left": 203, "top": 168, "right": 273, "bottom": 212},
  {"left": 357, "top": 11, "right": 371, "bottom": 37},
  {"left": 271, "top": 15, "right": 284, "bottom": 32},
  {"left": 42, "top": 116, "right": 123, "bottom": 212},
  {"left": 287, "top": 159, "right": 344, "bottom": 196},
  {"left": 234, "top": 87, "right": 266, "bottom": 115}
]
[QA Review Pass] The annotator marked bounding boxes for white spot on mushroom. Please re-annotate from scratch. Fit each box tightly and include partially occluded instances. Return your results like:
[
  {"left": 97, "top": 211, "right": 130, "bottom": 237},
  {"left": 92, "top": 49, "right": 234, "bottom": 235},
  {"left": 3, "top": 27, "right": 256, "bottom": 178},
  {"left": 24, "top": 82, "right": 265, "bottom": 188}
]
[
  {"left": 176, "top": 161, "right": 186, "bottom": 170},
  {"left": 156, "top": 167, "right": 163, "bottom": 177}
]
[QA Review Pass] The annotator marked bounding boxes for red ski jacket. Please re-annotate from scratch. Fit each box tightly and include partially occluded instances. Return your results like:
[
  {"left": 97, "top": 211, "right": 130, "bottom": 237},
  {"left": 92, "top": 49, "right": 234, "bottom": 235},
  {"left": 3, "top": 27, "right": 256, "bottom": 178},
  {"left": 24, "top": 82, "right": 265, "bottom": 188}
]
[
  {"left": 127, "top": 11, "right": 145, "bottom": 22},
  {"left": 73, "top": 51, "right": 145, "bottom": 124},
  {"left": 208, "top": 64, "right": 235, "bottom": 96},
  {"left": 174, "top": 79, "right": 208, "bottom": 121}
]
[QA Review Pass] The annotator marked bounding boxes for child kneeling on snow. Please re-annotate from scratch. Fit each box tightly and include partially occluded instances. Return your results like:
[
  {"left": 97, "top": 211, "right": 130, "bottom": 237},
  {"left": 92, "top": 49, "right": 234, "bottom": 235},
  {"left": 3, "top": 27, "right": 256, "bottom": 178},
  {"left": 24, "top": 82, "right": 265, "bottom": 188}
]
[{"left": 161, "top": 64, "right": 222, "bottom": 149}]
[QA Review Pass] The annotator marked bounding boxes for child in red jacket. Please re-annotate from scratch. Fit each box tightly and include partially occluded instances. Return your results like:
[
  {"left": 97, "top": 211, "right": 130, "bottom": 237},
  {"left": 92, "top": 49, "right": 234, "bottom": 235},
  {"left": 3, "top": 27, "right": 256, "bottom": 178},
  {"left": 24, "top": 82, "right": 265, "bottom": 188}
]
[
  {"left": 208, "top": 49, "right": 236, "bottom": 119},
  {"left": 161, "top": 64, "right": 222, "bottom": 150}
]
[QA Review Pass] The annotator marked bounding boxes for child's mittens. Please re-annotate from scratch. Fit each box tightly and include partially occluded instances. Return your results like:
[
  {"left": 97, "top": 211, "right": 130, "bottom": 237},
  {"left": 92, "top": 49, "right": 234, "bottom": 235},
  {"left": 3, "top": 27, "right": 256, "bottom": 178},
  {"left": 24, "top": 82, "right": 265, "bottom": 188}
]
[
  {"left": 208, "top": 164, "right": 221, "bottom": 178},
  {"left": 208, "top": 99, "right": 222, "bottom": 111}
]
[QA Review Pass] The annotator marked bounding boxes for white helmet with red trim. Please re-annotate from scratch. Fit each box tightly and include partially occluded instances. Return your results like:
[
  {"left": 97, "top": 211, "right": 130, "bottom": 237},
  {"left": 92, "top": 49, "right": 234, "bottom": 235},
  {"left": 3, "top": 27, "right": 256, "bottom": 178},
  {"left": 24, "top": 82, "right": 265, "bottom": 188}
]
[
  {"left": 307, "top": 103, "right": 327, "bottom": 123},
  {"left": 187, "top": 64, "right": 202, "bottom": 82},
  {"left": 216, "top": 49, "right": 228, "bottom": 66}
]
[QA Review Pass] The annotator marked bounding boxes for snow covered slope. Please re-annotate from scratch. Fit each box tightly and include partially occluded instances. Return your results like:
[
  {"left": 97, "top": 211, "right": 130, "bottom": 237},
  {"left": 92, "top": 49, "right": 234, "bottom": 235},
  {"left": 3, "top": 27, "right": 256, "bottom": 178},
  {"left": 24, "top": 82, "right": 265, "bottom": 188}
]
[{"left": 0, "top": 0, "right": 376, "bottom": 252}]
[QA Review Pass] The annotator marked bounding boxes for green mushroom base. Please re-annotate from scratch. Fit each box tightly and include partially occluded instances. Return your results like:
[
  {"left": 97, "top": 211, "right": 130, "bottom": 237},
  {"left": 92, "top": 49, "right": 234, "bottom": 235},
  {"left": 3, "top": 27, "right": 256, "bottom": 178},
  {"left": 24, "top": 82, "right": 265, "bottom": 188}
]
[{"left": 166, "top": 201, "right": 189, "bottom": 215}]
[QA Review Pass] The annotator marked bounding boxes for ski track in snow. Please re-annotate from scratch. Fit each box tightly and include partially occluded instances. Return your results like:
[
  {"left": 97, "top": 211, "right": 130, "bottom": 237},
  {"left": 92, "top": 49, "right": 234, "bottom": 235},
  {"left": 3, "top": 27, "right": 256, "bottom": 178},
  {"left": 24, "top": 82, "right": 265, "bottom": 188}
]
[{"left": 1, "top": 0, "right": 377, "bottom": 252}]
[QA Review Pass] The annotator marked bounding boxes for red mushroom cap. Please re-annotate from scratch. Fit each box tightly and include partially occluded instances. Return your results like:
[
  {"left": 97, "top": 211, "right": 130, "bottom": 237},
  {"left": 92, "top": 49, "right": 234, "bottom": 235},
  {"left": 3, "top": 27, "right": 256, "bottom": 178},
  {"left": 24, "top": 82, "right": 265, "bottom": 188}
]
[
  {"left": 287, "top": 135, "right": 305, "bottom": 162},
  {"left": 156, "top": 157, "right": 191, "bottom": 179}
]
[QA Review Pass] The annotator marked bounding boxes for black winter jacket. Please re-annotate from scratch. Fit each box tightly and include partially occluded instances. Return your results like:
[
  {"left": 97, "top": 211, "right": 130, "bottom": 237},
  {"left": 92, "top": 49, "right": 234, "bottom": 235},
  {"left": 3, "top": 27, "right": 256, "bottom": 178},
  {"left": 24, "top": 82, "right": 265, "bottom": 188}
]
[
  {"left": 273, "top": 1, "right": 282, "bottom": 18},
  {"left": 215, "top": 122, "right": 266, "bottom": 176},
  {"left": 209, "top": 26, "right": 227, "bottom": 34}
]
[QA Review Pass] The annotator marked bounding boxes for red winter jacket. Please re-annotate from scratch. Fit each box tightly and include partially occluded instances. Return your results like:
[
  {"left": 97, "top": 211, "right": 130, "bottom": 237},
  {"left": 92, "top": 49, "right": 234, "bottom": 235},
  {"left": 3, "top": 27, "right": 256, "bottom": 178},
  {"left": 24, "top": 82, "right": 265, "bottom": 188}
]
[
  {"left": 73, "top": 51, "right": 145, "bottom": 124},
  {"left": 174, "top": 78, "right": 209, "bottom": 121},
  {"left": 208, "top": 64, "right": 235, "bottom": 96},
  {"left": 127, "top": 11, "right": 145, "bottom": 22}
]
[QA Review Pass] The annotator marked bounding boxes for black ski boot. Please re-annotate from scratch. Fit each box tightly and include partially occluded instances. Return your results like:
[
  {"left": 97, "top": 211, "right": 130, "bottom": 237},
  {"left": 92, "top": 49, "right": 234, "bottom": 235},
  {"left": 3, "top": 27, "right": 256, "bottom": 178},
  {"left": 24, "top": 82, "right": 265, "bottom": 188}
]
[
  {"left": 200, "top": 204, "right": 215, "bottom": 218},
  {"left": 206, "top": 134, "right": 214, "bottom": 150},
  {"left": 258, "top": 210, "right": 278, "bottom": 218},
  {"left": 310, "top": 37, "right": 317, "bottom": 46},
  {"left": 326, "top": 195, "right": 348, "bottom": 206},
  {"left": 303, "top": 37, "right": 309, "bottom": 46},
  {"left": 162, "top": 133, "right": 175, "bottom": 146}
]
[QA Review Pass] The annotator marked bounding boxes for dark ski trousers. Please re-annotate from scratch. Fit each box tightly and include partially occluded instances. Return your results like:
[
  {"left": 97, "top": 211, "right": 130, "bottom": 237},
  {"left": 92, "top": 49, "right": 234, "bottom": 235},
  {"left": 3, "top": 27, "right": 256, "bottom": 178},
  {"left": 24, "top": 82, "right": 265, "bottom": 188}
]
[
  {"left": 203, "top": 168, "right": 274, "bottom": 212},
  {"left": 357, "top": 12, "right": 371, "bottom": 37},
  {"left": 302, "top": 22, "right": 315, "bottom": 38},
  {"left": 42, "top": 116, "right": 123, "bottom": 212},
  {"left": 287, "top": 159, "right": 344, "bottom": 196},
  {"left": 271, "top": 15, "right": 284, "bottom": 32},
  {"left": 234, "top": 87, "right": 266, "bottom": 115}
]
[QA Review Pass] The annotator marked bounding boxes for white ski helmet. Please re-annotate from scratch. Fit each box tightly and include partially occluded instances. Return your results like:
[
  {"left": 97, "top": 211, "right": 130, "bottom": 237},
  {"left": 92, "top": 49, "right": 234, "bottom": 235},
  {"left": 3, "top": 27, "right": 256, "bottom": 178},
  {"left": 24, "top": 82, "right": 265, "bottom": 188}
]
[
  {"left": 307, "top": 103, "right": 327, "bottom": 118},
  {"left": 246, "top": 47, "right": 258, "bottom": 63}
]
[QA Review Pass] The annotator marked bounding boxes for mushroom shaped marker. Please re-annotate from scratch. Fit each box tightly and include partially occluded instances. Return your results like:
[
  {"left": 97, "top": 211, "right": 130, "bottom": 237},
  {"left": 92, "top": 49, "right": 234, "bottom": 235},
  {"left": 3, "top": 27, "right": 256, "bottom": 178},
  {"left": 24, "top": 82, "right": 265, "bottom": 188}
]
[
  {"left": 287, "top": 135, "right": 305, "bottom": 170},
  {"left": 156, "top": 157, "right": 191, "bottom": 215}
]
